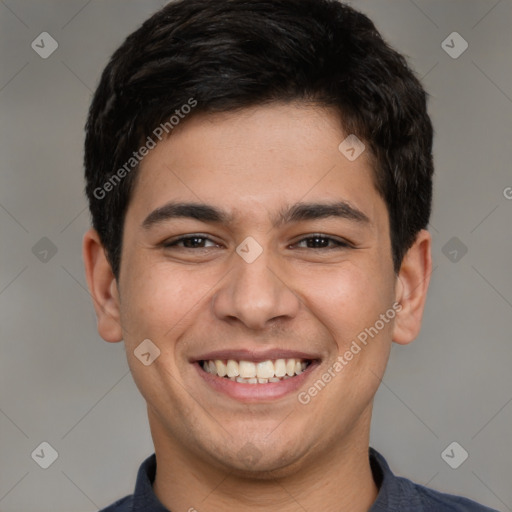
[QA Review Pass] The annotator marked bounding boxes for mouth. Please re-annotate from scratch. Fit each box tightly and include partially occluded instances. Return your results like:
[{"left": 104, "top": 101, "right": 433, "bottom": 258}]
[
  {"left": 199, "top": 357, "right": 312, "bottom": 383},
  {"left": 192, "top": 354, "right": 320, "bottom": 402}
]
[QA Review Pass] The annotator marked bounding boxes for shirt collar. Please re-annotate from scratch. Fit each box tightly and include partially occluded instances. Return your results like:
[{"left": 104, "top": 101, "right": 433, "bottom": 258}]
[
  {"left": 368, "top": 446, "right": 411, "bottom": 511},
  {"left": 131, "top": 452, "right": 168, "bottom": 511}
]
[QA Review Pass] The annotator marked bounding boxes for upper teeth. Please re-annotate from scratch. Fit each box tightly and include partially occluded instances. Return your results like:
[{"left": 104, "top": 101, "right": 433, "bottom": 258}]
[{"left": 202, "top": 358, "right": 308, "bottom": 379}]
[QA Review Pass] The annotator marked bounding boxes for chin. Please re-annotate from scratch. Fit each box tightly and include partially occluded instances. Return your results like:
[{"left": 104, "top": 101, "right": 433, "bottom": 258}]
[{"left": 212, "top": 439, "right": 311, "bottom": 480}]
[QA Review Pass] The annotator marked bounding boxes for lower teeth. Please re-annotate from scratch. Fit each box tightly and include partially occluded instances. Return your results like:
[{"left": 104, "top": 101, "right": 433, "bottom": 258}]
[{"left": 229, "top": 375, "right": 293, "bottom": 384}]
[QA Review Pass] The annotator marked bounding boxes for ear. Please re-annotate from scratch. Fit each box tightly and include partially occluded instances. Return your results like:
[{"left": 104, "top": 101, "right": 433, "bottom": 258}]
[
  {"left": 392, "top": 229, "right": 432, "bottom": 345},
  {"left": 82, "top": 228, "right": 123, "bottom": 343}
]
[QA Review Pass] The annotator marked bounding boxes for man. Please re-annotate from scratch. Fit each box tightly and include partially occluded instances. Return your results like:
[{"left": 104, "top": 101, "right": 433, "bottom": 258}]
[{"left": 82, "top": 0, "right": 498, "bottom": 510}]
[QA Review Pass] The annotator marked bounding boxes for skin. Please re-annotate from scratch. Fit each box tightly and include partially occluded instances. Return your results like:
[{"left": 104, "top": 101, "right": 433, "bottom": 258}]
[{"left": 83, "top": 102, "right": 431, "bottom": 512}]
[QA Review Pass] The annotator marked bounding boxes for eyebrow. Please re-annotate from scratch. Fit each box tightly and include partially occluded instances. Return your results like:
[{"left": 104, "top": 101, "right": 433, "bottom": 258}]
[{"left": 141, "top": 200, "right": 370, "bottom": 230}]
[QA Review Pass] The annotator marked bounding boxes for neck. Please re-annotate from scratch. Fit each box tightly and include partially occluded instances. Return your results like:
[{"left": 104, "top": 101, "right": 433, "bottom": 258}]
[{"left": 150, "top": 406, "right": 379, "bottom": 512}]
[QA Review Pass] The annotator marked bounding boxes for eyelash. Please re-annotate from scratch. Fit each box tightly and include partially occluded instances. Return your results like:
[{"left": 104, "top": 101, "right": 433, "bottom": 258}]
[{"left": 162, "top": 234, "right": 351, "bottom": 250}]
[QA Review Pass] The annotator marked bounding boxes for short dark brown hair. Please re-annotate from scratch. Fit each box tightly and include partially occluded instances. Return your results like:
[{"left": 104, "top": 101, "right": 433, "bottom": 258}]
[{"left": 84, "top": 0, "right": 434, "bottom": 279}]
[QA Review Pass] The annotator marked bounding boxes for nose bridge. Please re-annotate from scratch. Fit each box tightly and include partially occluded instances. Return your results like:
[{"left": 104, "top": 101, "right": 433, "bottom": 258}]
[
  {"left": 235, "top": 242, "right": 276, "bottom": 299},
  {"left": 212, "top": 237, "right": 300, "bottom": 330}
]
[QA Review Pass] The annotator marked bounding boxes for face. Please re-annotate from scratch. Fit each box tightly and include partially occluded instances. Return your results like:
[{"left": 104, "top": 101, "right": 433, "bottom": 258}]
[{"left": 90, "top": 103, "right": 414, "bottom": 477}]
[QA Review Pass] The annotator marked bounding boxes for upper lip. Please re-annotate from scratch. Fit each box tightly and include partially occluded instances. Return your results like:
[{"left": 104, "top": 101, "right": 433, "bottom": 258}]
[{"left": 191, "top": 348, "right": 321, "bottom": 363}]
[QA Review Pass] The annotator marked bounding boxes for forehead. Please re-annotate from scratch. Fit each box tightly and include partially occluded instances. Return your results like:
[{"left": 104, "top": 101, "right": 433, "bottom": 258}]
[{"left": 126, "top": 103, "right": 385, "bottom": 229}]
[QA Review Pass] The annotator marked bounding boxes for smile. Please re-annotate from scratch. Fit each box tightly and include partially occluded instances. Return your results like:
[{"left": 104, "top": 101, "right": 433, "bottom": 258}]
[
  {"left": 200, "top": 358, "right": 311, "bottom": 383},
  {"left": 193, "top": 353, "right": 320, "bottom": 402}
]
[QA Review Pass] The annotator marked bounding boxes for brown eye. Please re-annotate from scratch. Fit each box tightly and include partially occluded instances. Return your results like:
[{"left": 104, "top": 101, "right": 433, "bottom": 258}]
[
  {"left": 163, "top": 235, "right": 219, "bottom": 249},
  {"left": 294, "top": 235, "right": 350, "bottom": 249}
]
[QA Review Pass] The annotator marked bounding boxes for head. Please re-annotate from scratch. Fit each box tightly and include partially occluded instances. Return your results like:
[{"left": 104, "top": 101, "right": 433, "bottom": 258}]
[{"left": 83, "top": 0, "right": 433, "bottom": 477}]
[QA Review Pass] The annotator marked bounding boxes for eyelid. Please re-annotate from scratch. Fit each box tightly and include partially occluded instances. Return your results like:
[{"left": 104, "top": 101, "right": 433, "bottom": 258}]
[
  {"left": 291, "top": 233, "right": 352, "bottom": 249},
  {"left": 162, "top": 234, "right": 222, "bottom": 248},
  {"left": 162, "top": 233, "right": 352, "bottom": 250}
]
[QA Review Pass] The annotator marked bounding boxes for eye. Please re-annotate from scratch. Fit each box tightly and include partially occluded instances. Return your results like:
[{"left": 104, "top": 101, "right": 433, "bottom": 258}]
[
  {"left": 162, "top": 235, "right": 220, "bottom": 249},
  {"left": 292, "top": 234, "right": 351, "bottom": 250},
  {"left": 161, "top": 234, "right": 351, "bottom": 251}
]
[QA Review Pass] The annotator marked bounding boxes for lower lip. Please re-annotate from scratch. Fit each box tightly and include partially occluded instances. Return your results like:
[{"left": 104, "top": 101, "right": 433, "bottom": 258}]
[{"left": 194, "top": 361, "right": 318, "bottom": 402}]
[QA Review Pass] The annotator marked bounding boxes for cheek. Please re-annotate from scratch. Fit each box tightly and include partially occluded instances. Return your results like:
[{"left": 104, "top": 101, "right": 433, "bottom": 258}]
[
  {"left": 119, "top": 257, "right": 221, "bottom": 345},
  {"left": 300, "top": 262, "right": 394, "bottom": 350}
]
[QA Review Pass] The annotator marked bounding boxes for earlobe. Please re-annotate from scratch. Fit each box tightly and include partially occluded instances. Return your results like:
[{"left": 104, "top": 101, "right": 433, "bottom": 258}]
[
  {"left": 392, "top": 229, "right": 432, "bottom": 345},
  {"left": 82, "top": 228, "right": 123, "bottom": 343}
]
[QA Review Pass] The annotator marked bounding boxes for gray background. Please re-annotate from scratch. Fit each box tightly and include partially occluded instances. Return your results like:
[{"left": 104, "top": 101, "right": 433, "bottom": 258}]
[{"left": 0, "top": 0, "right": 511, "bottom": 511}]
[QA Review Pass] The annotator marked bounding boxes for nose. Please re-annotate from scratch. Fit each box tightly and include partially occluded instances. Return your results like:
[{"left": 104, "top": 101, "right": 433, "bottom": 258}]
[{"left": 211, "top": 244, "right": 301, "bottom": 331}]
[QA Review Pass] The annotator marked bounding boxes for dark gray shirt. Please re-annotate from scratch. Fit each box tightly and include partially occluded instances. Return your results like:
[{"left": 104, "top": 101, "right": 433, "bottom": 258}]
[{"left": 100, "top": 447, "right": 499, "bottom": 511}]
